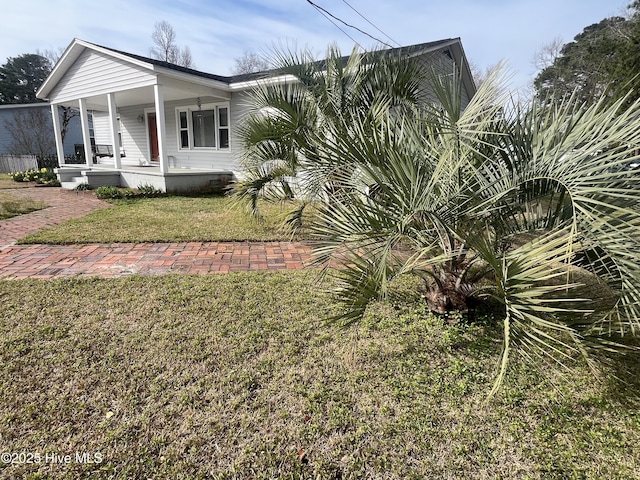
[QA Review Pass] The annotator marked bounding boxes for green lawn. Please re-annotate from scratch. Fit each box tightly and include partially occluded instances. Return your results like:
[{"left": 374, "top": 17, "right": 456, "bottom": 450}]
[
  {"left": 19, "top": 195, "right": 307, "bottom": 244},
  {"left": 0, "top": 272, "right": 638, "bottom": 479},
  {"left": 0, "top": 190, "right": 47, "bottom": 219}
]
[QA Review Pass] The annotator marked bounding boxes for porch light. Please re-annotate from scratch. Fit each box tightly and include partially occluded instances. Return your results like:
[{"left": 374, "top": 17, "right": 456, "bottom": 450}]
[{"left": 137, "top": 114, "right": 144, "bottom": 123}]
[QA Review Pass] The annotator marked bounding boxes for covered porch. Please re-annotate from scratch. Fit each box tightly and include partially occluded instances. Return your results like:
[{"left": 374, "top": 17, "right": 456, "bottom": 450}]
[{"left": 37, "top": 39, "right": 241, "bottom": 192}]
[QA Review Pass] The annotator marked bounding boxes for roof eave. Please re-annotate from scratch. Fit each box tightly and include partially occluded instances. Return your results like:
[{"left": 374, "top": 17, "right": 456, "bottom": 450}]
[
  {"left": 448, "top": 40, "right": 477, "bottom": 99},
  {"left": 154, "top": 66, "right": 232, "bottom": 91},
  {"left": 229, "top": 73, "right": 299, "bottom": 90}
]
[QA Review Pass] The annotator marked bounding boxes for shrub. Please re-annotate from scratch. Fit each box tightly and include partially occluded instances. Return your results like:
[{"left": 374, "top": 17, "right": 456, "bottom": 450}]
[
  {"left": 74, "top": 183, "right": 93, "bottom": 191},
  {"left": 122, "top": 188, "right": 137, "bottom": 199},
  {"left": 10, "top": 172, "right": 25, "bottom": 182},
  {"left": 24, "top": 169, "right": 39, "bottom": 182},
  {"left": 10, "top": 168, "right": 58, "bottom": 185},
  {"left": 34, "top": 168, "right": 59, "bottom": 186},
  {"left": 94, "top": 185, "right": 166, "bottom": 199},
  {"left": 136, "top": 184, "right": 165, "bottom": 197},
  {"left": 95, "top": 186, "right": 130, "bottom": 199}
]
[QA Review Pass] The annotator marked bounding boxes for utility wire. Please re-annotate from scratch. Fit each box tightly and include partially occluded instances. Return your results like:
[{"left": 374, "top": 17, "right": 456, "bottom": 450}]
[
  {"left": 306, "top": 0, "right": 394, "bottom": 49},
  {"left": 305, "top": 0, "right": 464, "bottom": 90},
  {"left": 340, "top": 0, "right": 401, "bottom": 47},
  {"left": 307, "top": 0, "right": 362, "bottom": 48}
]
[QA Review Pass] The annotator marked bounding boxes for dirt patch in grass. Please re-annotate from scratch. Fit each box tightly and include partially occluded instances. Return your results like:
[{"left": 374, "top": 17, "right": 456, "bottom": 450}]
[
  {"left": 0, "top": 271, "right": 638, "bottom": 478},
  {"left": 0, "top": 190, "right": 47, "bottom": 219},
  {"left": 18, "top": 195, "right": 306, "bottom": 244}
]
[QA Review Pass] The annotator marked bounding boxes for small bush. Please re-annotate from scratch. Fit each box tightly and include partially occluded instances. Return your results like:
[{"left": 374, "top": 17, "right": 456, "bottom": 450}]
[
  {"left": 10, "top": 168, "right": 59, "bottom": 186},
  {"left": 136, "top": 184, "right": 165, "bottom": 198},
  {"left": 24, "top": 169, "right": 40, "bottom": 182},
  {"left": 95, "top": 186, "right": 131, "bottom": 199},
  {"left": 123, "top": 188, "right": 137, "bottom": 199},
  {"left": 74, "top": 183, "right": 93, "bottom": 191},
  {"left": 95, "top": 185, "right": 165, "bottom": 199},
  {"left": 10, "top": 172, "right": 25, "bottom": 182}
]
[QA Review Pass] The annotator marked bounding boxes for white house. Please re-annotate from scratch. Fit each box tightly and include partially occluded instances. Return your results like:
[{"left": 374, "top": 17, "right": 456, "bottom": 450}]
[{"left": 36, "top": 38, "right": 476, "bottom": 193}]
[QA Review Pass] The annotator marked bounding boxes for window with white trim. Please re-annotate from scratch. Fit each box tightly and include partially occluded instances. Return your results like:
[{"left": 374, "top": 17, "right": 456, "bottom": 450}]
[{"left": 176, "top": 103, "right": 230, "bottom": 150}]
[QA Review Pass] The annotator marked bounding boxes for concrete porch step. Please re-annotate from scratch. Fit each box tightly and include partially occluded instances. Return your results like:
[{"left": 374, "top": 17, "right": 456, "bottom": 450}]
[
  {"left": 55, "top": 167, "right": 87, "bottom": 183},
  {"left": 60, "top": 176, "right": 89, "bottom": 190}
]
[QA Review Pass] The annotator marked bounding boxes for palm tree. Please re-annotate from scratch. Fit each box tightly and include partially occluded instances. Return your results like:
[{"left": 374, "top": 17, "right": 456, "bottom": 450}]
[
  {"left": 313, "top": 71, "right": 640, "bottom": 394},
  {"left": 237, "top": 47, "right": 640, "bottom": 394},
  {"left": 233, "top": 44, "right": 435, "bottom": 223}
]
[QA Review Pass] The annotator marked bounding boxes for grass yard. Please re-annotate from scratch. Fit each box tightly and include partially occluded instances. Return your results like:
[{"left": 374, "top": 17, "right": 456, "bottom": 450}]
[
  {"left": 0, "top": 190, "right": 47, "bottom": 219},
  {"left": 19, "top": 195, "right": 307, "bottom": 244},
  {"left": 0, "top": 176, "right": 31, "bottom": 189},
  {"left": 0, "top": 175, "right": 47, "bottom": 219},
  {"left": 1, "top": 271, "right": 639, "bottom": 479}
]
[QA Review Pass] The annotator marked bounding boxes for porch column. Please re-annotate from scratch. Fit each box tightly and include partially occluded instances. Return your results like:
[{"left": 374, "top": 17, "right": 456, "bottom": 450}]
[
  {"left": 50, "top": 104, "right": 65, "bottom": 166},
  {"left": 78, "top": 98, "right": 93, "bottom": 167},
  {"left": 153, "top": 84, "right": 168, "bottom": 174},
  {"left": 107, "top": 93, "right": 122, "bottom": 170}
]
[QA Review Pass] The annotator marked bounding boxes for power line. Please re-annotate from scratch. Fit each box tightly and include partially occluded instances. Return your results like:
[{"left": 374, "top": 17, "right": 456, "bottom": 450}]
[
  {"left": 308, "top": 2, "right": 362, "bottom": 49},
  {"left": 340, "top": 0, "right": 401, "bottom": 48},
  {"left": 304, "top": 0, "right": 461, "bottom": 87},
  {"left": 306, "top": 0, "right": 394, "bottom": 49}
]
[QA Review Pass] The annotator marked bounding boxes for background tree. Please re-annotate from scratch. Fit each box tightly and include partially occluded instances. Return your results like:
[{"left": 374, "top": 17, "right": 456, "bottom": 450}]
[
  {"left": 532, "top": 37, "right": 564, "bottom": 72},
  {"left": 468, "top": 60, "right": 496, "bottom": 88},
  {"left": 36, "top": 47, "right": 66, "bottom": 67},
  {"left": 232, "top": 51, "right": 270, "bottom": 75},
  {"left": 150, "top": 20, "right": 195, "bottom": 68},
  {"left": 1, "top": 48, "right": 78, "bottom": 156},
  {"left": 533, "top": 6, "right": 640, "bottom": 105},
  {"left": 612, "top": 1, "right": 640, "bottom": 103},
  {"left": 0, "top": 54, "right": 51, "bottom": 104}
]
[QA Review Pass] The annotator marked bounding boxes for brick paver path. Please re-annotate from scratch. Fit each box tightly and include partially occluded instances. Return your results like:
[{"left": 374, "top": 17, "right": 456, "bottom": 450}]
[
  {"left": 0, "top": 242, "right": 313, "bottom": 279},
  {"left": 0, "top": 187, "right": 313, "bottom": 279},
  {"left": 1, "top": 187, "right": 110, "bottom": 248}
]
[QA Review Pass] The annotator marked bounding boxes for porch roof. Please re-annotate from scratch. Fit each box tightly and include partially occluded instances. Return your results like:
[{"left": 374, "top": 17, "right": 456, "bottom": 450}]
[{"left": 36, "top": 39, "right": 235, "bottom": 109}]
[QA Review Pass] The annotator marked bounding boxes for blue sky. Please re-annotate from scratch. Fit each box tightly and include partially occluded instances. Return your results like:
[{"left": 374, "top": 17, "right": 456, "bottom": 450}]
[{"left": 0, "top": 0, "right": 632, "bottom": 92}]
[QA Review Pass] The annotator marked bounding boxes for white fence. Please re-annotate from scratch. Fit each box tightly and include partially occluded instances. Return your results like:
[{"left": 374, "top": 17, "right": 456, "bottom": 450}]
[{"left": 0, "top": 155, "right": 38, "bottom": 173}]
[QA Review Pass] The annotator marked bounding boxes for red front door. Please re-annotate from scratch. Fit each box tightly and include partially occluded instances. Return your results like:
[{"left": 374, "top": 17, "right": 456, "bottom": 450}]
[{"left": 147, "top": 112, "right": 159, "bottom": 161}]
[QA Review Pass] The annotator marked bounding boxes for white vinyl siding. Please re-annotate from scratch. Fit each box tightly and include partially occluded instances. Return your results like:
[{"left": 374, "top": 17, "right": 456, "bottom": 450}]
[
  {"left": 91, "top": 111, "right": 112, "bottom": 145},
  {"left": 48, "top": 49, "right": 156, "bottom": 104},
  {"left": 417, "top": 50, "right": 472, "bottom": 109},
  {"left": 118, "top": 105, "right": 154, "bottom": 165}
]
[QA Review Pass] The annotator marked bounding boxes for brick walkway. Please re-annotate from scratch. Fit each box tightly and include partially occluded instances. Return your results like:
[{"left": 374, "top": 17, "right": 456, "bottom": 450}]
[
  {"left": 1, "top": 187, "right": 111, "bottom": 248},
  {"left": 0, "top": 242, "right": 313, "bottom": 279},
  {"left": 0, "top": 187, "right": 313, "bottom": 279}
]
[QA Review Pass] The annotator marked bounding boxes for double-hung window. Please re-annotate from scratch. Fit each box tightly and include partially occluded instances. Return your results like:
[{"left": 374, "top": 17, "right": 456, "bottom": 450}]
[{"left": 176, "top": 103, "right": 230, "bottom": 150}]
